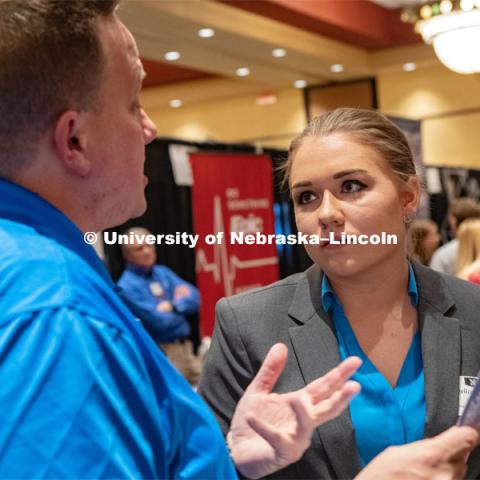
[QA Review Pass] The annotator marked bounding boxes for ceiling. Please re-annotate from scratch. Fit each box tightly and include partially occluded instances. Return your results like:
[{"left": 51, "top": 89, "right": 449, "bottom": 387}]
[{"left": 118, "top": 0, "right": 434, "bottom": 91}]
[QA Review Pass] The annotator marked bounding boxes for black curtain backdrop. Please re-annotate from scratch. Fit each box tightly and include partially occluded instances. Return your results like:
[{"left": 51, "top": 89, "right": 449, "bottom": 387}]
[{"left": 104, "top": 137, "right": 312, "bottom": 344}]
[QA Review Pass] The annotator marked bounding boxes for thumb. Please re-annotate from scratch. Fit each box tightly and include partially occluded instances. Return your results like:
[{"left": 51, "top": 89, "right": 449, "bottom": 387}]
[
  {"left": 246, "top": 343, "right": 288, "bottom": 394},
  {"left": 431, "top": 426, "right": 479, "bottom": 462}
]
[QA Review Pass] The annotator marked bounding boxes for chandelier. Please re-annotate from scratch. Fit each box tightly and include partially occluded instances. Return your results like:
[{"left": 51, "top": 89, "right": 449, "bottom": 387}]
[{"left": 402, "top": 1, "right": 480, "bottom": 74}]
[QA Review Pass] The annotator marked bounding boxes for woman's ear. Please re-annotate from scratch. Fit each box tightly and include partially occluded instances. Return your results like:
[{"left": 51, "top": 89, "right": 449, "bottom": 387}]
[
  {"left": 53, "top": 110, "right": 92, "bottom": 178},
  {"left": 400, "top": 176, "right": 421, "bottom": 218}
]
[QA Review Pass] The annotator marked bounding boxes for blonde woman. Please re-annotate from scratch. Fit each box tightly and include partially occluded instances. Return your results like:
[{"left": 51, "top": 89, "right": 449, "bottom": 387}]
[{"left": 456, "top": 218, "right": 480, "bottom": 284}]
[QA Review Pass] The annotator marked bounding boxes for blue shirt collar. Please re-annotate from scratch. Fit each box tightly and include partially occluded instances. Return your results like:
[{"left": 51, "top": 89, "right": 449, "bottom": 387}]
[
  {"left": 0, "top": 178, "right": 114, "bottom": 288},
  {"left": 321, "top": 262, "right": 419, "bottom": 312}
]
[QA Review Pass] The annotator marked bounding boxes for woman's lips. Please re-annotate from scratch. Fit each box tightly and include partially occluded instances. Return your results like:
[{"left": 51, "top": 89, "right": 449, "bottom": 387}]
[{"left": 320, "top": 232, "right": 345, "bottom": 249}]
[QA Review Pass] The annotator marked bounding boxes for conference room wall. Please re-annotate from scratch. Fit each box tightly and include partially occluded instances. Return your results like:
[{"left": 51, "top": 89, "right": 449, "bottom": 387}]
[
  {"left": 140, "top": 82, "right": 307, "bottom": 150},
  {"left": 378, "top": 64, "right": 480, "bottom": 169}
]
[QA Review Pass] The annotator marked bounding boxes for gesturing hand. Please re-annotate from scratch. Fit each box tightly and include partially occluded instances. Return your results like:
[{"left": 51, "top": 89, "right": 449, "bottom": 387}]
[{"left": 228, "top": 343, "right": 361, "bottom": 479}]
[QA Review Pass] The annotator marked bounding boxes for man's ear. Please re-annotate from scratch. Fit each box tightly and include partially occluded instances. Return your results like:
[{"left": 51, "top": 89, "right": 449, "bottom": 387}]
[
  {"left": 53, "top": 110, "right": 92, "bottom": 177},
  {"left": 400, "top": 176, "right": 421, "bottom": 218}
]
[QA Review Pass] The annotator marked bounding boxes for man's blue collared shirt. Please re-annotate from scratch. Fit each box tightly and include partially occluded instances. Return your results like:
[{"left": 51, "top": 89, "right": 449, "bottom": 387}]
[
  {"left": 321, "top": 265, "right": 425, "bottom": 466},
  {"left": 0, "top": 178, "right": 237, "bottom": 479},
  {"left": 118, "top": 263, "right": 200, "bottom": 343}
]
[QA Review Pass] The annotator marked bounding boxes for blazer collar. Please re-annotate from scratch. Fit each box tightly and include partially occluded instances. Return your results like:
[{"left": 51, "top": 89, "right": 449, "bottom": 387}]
[{"left": 288, "top": 263, "right": 324, "bottom": 324}]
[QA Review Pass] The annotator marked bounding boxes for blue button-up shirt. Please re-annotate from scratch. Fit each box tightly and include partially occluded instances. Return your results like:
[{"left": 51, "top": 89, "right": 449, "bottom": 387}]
[
  {"left": 0, "top": 178, "right": 236, "bottom": 479},
  {"left": 321, "top": 264, "right": 425, "bottom": 466},
  {"left": 118, "top": 263, "right": 200, "bottom": 343}
]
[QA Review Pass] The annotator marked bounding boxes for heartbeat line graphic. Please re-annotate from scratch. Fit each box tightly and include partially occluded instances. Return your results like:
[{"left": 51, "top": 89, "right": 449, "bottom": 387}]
[{"left": 196, "top": 195, "right": 278, "bottom": 296}]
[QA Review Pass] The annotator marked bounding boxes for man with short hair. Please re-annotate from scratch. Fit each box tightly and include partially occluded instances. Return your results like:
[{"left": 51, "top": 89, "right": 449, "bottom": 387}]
[
  {"left": 118, "top": 227, "right": 202, "bottom": 385},
  {"left": 0, "top": 1, "right": 477, "bottom": 479},
  {"left": 430, "top": 198, "right": 480, "bottom": 274},
  {"left": 0, "top": 1, "right": 360, "bottom": 477}
]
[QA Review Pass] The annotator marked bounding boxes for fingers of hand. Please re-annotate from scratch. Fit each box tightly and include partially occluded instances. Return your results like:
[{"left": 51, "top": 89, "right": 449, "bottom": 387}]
[
  {"left": 305, "top": 357, "right": 362, "bottom": 404},
  {"left": 246, "top": 343, "right": 289, "bottom": 394},
  {"left": 432, "top": 426, "right": 480, "bottom": 463},
  {"left": 312, "top": 380, "right": 361, "bottom": 424},
  {"left": 289, "top": 393, "right": 316, "bottom": 440}
]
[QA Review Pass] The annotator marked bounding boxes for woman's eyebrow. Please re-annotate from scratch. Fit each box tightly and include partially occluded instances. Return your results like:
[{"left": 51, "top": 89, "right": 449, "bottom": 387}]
[
  {"left": 332, "top": 169, "right": 368, "bottom": 179},
  {"left": 291, "top": 181, "right": 312, "bottom": 189},
  {"left": 291, "top": 169, "right": 370, "bottom": 189}
]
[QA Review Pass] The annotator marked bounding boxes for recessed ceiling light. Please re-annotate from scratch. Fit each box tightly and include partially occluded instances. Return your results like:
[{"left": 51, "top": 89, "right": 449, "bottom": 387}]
[
  {"left": 236, "top": 67, "right": 250, "bottom": 77},
  {"left": 170, "top": 99, "right": 182, "bottom": 108},
  {"left": 294, "top": 79, "right": 307, "bottom": 89},
  {"left": 330, "top": 63, "right": 344, "bottom": 73},
  {"left": 403, "top": 62, "right": 417, "bottom": 72},
  {"left": 198, "top": 28, "right": 215, "bottom": 38},
  {"left": 272, "top": 48, "right": 287, "bottom": 58},
  {"left": 164, "top": 51, "right": 180, "bottom": 61}
]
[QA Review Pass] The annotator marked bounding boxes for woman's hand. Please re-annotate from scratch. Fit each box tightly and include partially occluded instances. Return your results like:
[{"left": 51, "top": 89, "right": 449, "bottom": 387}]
[{"left": 228, "top": 343, "right": 361, "bottom": 479}]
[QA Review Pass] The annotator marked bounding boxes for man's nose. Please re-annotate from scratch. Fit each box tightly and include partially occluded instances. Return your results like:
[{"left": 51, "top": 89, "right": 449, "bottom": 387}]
[{"left": 141, "top": 109, "right": 157, "bottom": 145}]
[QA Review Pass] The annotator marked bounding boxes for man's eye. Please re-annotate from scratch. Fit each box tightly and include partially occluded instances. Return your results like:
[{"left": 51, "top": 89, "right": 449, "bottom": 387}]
[
  {"left": 297, "top": 191, "right": 317, "bottom": 205},
  {"left": 341, "top": 180, "right": 367, "bottom": 194}
]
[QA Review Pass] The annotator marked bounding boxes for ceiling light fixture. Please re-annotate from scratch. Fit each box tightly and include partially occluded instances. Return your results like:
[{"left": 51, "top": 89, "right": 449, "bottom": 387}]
[
  {"left": 403, "top": 62, "right": 417, "bottom": 71},
  {"left": 236, "top": 67, "right": 250, "bottom": 77},
  {"left": 272, "top": 48, "right": 287, "bottom": 58},
  {"left": 402, "top": 1, "right": 480, "bottom": 74},
  {"left": 164, "top": 51, "right": 180, "bottom": 61},
  {"left": 170, "top": 99, "right": 182, "bottom": 108},
  {"left": 293, "top": 79, "right": 307, "bottom": 89},
  {"left": 330, "top": 63, "right": 344, "bottom": 73},
  {"left": 198, "top": 28, "right": 215, "bottom": 38}
]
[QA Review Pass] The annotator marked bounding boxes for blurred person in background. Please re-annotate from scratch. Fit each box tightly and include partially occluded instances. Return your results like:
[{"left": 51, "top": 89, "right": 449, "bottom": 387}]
[
  {"left": 407, "top": 219, "right": 440, "bottom": 265},
  {"left": 456, "top": 219, "right": 480, "bottom": 284},
  {"left": 430, "top": 198, "right": 480, "bottom": 275},
  {"left": 118, "top": 227, "right": 202, "bottom": 385}
]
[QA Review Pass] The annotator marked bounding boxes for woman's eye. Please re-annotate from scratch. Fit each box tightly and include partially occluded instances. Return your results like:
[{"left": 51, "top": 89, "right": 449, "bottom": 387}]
[
  {"left": 297, "top": 191, "right": 317, "bottom": 205},
  {"left": 341, "top": 180, "right": 367, "bottom": 194}
]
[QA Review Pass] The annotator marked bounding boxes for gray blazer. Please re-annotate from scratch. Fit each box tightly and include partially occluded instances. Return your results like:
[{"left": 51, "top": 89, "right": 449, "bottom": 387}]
[{"left": 199, "top": 262, "right": 480, "bottom": 479}]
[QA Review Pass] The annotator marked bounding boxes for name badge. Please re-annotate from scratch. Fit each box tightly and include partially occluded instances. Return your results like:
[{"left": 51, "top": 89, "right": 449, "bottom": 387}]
[
  {"left": 149, "top": 282, "right": 164, "bottom": 298},
  {"left": 459, "top": 376, "right": 478, "bottom": 416}
]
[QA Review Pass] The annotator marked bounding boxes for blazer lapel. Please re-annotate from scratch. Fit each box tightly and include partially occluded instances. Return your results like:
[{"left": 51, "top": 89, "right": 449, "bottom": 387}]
[
  {"left": 414, "top": 263, "right": 461, "bottom": 437},
  {"left": 288, "top": 265, "right": 361, "bottom": 479}
]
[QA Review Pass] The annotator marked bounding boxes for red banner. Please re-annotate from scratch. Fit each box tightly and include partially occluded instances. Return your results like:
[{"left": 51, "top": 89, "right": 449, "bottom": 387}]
[{"left": 190, "top": 152, "right": 280, "bottom": 337}]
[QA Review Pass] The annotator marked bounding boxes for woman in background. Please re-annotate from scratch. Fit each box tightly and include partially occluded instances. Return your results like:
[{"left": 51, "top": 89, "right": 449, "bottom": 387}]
[
  {"left": 407, "top": 219, "right": 440, "bottom": 265},
  {"left": 456, "top": 218, "right": 480, "bottom": 284},
  {"left": 199, "top": 108, "right": 480, "bottom": 479}
]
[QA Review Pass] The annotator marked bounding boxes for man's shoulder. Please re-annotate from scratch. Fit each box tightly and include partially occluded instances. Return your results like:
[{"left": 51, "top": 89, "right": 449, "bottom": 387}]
[{"left": 0, "top": 220, "right": 115, "bottom": 317}]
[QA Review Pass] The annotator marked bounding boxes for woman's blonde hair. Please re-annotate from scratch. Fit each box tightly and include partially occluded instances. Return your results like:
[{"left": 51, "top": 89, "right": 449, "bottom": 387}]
[
  {"left": 456, "top": 219, "right": 480, "bottom": 274},
  {"left": 281, "top": 107, "right": 417, "bottom": 190}
]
